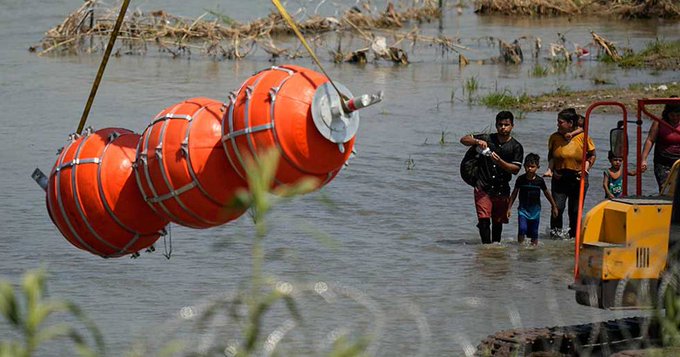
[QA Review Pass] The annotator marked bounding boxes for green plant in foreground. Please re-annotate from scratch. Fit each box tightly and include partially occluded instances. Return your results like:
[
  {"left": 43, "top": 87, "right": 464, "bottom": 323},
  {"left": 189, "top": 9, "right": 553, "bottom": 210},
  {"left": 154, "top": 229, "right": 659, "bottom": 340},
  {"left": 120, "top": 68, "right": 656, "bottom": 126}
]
[
  {"left": 230, "top": 149, "right": 369, "bottom": 357},
  {"left": 2, "top": 151, "right": 371, "bottom": 357},
  {"left": 0, "top": 269, "right": 104, "bottom": 357}
]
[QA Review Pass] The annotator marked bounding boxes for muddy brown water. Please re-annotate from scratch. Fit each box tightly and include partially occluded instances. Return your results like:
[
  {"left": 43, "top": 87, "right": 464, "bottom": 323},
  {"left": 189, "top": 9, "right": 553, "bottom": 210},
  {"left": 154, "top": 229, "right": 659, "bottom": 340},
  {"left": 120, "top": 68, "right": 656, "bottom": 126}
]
[{"left": 1, "top": 1, "right": 679, "bottom": 355}]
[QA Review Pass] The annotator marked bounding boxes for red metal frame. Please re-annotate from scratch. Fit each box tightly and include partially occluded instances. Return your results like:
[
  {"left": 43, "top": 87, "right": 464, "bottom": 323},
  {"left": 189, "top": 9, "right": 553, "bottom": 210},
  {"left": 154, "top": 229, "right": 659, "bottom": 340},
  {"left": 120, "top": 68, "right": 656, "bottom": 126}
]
[{"left": 574, "top": 101, "right": 628, "bottom": 279}]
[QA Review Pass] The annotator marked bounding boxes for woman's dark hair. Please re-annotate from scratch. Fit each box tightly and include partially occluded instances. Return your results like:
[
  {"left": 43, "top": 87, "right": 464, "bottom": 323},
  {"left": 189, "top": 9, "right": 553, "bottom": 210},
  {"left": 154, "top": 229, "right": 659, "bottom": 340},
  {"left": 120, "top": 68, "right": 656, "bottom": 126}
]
[
  {"left": 662, "top": 95, "right": 680, "bottom": 121},
  {"left": 557, "top": 108, "right": 579, "bottom": 127}
]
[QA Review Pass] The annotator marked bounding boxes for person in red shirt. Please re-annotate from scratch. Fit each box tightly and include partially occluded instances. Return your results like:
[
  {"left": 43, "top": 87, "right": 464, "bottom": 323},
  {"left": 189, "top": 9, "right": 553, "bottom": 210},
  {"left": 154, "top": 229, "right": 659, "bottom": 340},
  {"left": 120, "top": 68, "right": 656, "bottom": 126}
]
[{"left": 641, "top": 100, "right": 680, "bottom": 192}]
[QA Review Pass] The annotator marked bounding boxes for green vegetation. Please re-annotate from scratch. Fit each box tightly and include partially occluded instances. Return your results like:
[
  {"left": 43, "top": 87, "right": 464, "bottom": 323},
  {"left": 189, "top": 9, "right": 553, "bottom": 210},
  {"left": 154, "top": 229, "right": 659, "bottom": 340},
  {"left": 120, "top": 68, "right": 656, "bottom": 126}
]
[
  {"left": 474, "top": 0, "right": 680, "bottom": 18},
  {"left": 530, "top": 64, "right": 549, "bottom": 77},
  {"left": 463, "top": 76, "right": 480, "bottom": 103},
  {"left": 440, "top": 130, "right": 449, "bottom": 145},
  {"left": 0, "top": 269, "right": 104, "bottom": 357},
  {"left": 602, "top": 39, "right": 680, "bottom": 70},
  {"left": 464, "top": 76, "right": 479, "bottom": 95},
  {"left": 1, "top": 150, "right": 371, "bottom": 357},
  {"left": 493, "top": 81, "right": 680, "bottom": 112},
  {"left": 592, "top": 75, "right": 614, "bottom": 85},
  {"left": 405, "top": 155, "right": 416, "bottom": 170},
  {"left": 205, "top": 8, "right": 236, "bottom": 26},
  {"left": 479, "top": 90, "right": 530, "bottom": 108}
]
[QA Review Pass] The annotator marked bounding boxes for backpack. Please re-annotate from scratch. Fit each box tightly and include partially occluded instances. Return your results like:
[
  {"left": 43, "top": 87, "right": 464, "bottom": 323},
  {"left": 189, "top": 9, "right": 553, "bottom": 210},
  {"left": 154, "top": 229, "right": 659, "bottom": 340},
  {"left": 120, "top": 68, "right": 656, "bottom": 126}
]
[{"left": 460, "top": 146, "right": 482, "bottom": 187}]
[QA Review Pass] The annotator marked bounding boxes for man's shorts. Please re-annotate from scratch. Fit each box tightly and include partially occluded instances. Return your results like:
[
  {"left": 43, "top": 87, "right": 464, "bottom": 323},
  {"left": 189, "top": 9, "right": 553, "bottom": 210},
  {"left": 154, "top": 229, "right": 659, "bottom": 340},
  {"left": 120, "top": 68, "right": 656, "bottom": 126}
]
[{"left": 474, "top": 187, "right": 510, "bottom": 224}]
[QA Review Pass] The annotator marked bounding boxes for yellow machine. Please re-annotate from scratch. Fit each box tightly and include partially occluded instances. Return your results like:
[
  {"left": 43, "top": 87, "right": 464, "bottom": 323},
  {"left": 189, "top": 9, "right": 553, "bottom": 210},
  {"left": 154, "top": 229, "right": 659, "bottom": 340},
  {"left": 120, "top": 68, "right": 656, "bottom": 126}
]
[
  {"left": 569, "top": 98, "right": 680, "bottom": 309},
  {"left": 572, "top": 196, "right": 673, "bottom": 308}
]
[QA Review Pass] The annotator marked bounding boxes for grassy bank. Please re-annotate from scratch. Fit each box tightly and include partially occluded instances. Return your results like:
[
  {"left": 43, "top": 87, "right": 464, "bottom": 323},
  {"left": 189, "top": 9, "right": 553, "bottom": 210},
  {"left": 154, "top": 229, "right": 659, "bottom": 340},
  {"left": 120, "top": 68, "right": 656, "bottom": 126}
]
[
  {"left": 474, "top": 0, "right": 680, "bottom": 18},
  {"left": 500, "top": 82, "right": 680, "bottom": 112},
  {"left": 609, "top": 39, "right": 680, "bottom": 70}
]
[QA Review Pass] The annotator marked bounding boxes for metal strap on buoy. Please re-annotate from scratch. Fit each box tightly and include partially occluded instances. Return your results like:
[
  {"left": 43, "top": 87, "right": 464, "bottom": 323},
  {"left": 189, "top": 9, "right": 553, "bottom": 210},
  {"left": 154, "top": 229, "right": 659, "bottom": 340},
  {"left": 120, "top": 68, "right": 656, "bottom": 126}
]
[
  {"left": 136, "top": 98, "right": 248, "bottom": 229},
  {"left": 48, "top": 128, "right": 167, "bottom": 258}
]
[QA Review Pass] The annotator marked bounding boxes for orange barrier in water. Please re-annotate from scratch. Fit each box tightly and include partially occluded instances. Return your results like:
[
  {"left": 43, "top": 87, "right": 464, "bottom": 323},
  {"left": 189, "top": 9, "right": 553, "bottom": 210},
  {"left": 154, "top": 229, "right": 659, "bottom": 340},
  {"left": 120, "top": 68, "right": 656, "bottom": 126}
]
[
  {"left": 46, "top": 128, "right": 169, "bottom": 258},
  {"left": 39, "top": 65, "right": 381, "bottom": 258},
  {"left": 136, "top": 98, "right": 248, "bottom": 229},
  {"left": 222, "top": 65, "right": 355, "bottom": 188}
]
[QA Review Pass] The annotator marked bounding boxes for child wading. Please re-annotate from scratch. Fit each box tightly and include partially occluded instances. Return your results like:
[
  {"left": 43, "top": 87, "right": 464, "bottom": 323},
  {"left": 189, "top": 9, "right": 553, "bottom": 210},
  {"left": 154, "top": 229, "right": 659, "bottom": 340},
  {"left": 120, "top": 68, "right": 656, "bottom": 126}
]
[{"left": 508, "top": 153, "right": 559, "bottom": 245}]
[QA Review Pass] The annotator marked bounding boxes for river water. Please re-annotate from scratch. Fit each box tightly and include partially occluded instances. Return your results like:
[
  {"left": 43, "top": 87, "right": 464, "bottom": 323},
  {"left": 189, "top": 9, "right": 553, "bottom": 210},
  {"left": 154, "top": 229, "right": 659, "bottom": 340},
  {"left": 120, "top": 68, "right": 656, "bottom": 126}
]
[{"left": 1, "top": 0, "right": 680, "bottom": 356}]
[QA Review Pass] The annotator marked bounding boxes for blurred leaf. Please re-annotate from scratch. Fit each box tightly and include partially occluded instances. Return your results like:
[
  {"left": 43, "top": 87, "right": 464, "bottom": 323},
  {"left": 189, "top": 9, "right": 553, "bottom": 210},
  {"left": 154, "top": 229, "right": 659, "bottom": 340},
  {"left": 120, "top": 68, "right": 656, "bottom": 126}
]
[
  {"left": 0, "top": 282, "right": 21, "bottom": 327},
  {"left": 22, "top": 269, "right": 46, "bottom": 314},
  {"left": 282, "top": 295, "right": 302, "bottom": 322},
  {"left": 62, "top": 301, "right": 105, "bottom": 355},
  {"left": 157, "top": 340, "right": 186, "bottom": 357},
  {"left": 0, "top": 342, "right": 24, "bottom": 357},
  {"left": 33, "top": 323, "right": 74, "bottom": 347},
  {"left": 326, "top": 335, "right": 370, "bottom": 357}
]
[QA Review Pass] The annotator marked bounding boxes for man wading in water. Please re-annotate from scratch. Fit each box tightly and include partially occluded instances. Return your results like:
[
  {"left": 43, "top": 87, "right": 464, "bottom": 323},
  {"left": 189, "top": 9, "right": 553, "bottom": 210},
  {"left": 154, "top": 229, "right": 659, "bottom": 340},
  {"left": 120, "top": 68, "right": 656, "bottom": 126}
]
[{"left": 460, "top": 111, "right": 524, "bottom": 244}]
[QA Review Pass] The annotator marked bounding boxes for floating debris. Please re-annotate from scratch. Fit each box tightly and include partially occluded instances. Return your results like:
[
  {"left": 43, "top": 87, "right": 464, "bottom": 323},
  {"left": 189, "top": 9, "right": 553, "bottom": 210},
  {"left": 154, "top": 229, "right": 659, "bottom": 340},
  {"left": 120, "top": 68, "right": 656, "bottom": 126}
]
[{"left": 34, "top": 0, "right": 462, "bottom": 64}]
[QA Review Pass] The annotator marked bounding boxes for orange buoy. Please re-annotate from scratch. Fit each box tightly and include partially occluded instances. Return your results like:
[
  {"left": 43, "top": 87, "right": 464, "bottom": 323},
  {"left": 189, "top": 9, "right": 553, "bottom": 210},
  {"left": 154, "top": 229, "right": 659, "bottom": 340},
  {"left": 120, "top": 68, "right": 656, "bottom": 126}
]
[
  {"left": 222, "top": 65, "right": 358, "bottom": 188},
  {"left": 46, "top": 128, "right": 169, "bottom": 258},
  {"left": 135, "top": 97, "right": 248, "bottom": 228}
]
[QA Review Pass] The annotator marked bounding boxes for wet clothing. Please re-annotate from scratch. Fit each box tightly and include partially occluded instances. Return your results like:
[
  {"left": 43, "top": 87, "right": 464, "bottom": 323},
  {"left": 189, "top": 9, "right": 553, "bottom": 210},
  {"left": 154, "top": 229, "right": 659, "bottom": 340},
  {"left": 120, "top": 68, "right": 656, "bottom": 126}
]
[
  {"left": 514, "top": 174, "right": 547, "bottom": 220},
  {"left": 604, "top": 169, "right": 623, "bottom": 198},
  {"left": 655, "top": 163, "right": 673, "bottom": 192},
  {"left": 471, "top": 133, "right": 524, "bottom": 196},
  {"left": 547, "top": 132, "right": 595, "bottom": 239},
  {"left": 474, "top": 187, "right": 510, "bottom": 224},
  {"left": 467, "top": 133, "right": 523, "bottom": 244},
  {"left": 518, "top": 215, "right": 540, "bottom": 241},
  {"left": 551, "top": 171, "right": 589, "bottom": 238},
  {"left": 513, "top": 174, "right": 547, "bottom": 241}
]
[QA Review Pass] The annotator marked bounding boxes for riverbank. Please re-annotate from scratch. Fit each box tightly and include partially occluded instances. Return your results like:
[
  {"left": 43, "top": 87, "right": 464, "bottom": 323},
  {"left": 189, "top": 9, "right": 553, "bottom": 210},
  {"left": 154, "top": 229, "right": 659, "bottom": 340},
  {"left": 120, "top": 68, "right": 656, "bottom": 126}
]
[
  {"left": 515, "top": 82, "right": 680, "bottom": 112},
  {"left": 474, "top": 0, "right": 680, "bottom": 19}
]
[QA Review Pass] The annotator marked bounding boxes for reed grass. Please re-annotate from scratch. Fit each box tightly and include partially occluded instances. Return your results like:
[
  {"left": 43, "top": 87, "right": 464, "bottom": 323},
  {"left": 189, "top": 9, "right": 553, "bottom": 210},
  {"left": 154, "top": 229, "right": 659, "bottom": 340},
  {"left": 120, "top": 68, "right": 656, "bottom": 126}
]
[
  {"left": 616, "top": 39, "right": 680, "bottom": 69},
  {"left": 530, "top": 64, "right": 549, "bottom": 77},
  {"left": 479, "top": 90, "right": 530, "bottom": 108},
  {"left": 405, "top": 155, "right": 416, "bottom": 170},
  {"left": 0, "top": 269, "right": 105, "bottom": 357},
  {"left": 463, "top": 76, "right": 479, "bottom": 103}
]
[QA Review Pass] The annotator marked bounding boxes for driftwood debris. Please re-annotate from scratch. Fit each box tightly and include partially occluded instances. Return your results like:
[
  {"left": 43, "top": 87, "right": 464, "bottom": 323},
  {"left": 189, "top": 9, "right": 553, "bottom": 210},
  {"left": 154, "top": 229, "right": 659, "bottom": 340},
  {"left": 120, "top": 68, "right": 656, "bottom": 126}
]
[
  {"left": 591, "top": 31, "right": 621, "bottom": 61},
  {"left": 499, "top": 39, "right": 523, "bottom": 64},
  {"left": 36, "top": 0, "right": 451, "bottom": 64}
]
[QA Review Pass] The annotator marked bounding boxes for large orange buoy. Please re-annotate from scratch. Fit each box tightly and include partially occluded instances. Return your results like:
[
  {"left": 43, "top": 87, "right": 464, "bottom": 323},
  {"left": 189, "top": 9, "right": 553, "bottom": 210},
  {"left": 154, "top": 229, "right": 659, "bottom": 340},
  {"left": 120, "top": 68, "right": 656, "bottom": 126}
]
[
  {"left": 35, "top": 65, "right": 383, "bottom": 258},
  {"left": 46, "top": 128, "right": 169, "bottom": 258},
  {"left": 135, "top": 97, "right": 248, "bottom": 229},
  {"left": 222, "top": 65, "right": 359, "bottom": 188}
]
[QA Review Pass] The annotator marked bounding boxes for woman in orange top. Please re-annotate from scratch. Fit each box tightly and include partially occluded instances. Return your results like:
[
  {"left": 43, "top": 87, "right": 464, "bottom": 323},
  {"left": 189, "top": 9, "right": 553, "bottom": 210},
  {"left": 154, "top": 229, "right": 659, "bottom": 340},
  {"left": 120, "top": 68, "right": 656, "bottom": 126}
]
[{"left": 545, "top": 108, "right": 596, "bottom": 239}]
